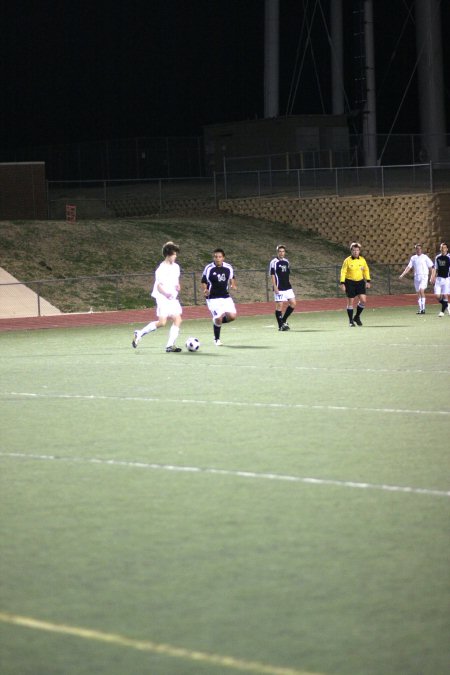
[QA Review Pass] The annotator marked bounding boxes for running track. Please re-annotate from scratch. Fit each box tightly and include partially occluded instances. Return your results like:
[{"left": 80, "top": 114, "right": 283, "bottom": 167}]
[{"left": 0, "top": 294, "right": 427, "bottom": 332}]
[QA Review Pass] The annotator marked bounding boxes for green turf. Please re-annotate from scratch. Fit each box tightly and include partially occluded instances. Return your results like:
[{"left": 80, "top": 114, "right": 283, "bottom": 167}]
[{"left": 1, "top": 307, "right": 449, "bottom": 675}]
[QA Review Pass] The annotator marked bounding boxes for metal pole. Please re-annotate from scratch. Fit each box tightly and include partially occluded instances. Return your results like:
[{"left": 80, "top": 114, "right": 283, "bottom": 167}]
[
  {"left": 264, "top": 0, "right": 279, "bottom": 118},
  {"left": 363, "top": 0, "right": 377, "bottom": 166},
  {"left": 415, "top": 0, "right": 446, "bottom": 163},
  {"left": 213, "top": 171, "right": 217, "bottom": 206},
  {"left": 37, "top": 283, "right": 41, "bottom": 317},
  {"left": 192, "top": 272, "right": 198, "bottom": 305},
  {"left": 223, "top": 156, "right": 228, "bottom": 200}
]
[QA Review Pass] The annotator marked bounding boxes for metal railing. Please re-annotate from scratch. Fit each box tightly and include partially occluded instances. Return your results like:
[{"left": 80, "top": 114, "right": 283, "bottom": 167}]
[
  {"left": 0, "top": 264, "right": 413, "bottom": 317},
  {"left": 46, "top": 162, "right": 450, "bottom": 218}
]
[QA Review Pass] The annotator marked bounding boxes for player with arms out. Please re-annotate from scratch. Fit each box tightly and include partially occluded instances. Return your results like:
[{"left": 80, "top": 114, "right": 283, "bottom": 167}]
[
  {"left": 132, "top": 241, "right": 183, "bottom": 352},
  {"left": 399, "top": 243, "right": 434, "bottom": 314},
  {"left": 201, "top": 248, "right": 237, "bottom": 346},
  {"left": 269, "top": 244, "right": 297, "bottom": 331},
  {"left": 340, "top": 242, "right": 371, "bottom": 326},
  {"left": 430, "top": 242, "right": 450, "bottom": 316}
]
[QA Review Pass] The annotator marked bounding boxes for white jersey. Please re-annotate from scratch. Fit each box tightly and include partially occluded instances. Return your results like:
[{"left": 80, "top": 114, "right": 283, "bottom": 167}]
[
  {"left": 151, "top": 261, "right": 180, "bottom": 301},
  {"left": 408, "top": 254, "right": 433, "bottom": 277}
]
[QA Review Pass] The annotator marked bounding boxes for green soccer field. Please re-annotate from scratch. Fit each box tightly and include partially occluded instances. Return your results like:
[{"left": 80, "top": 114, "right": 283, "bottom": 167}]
[{"left": 1, "top": 307, "right": 449, "bottom": 675}]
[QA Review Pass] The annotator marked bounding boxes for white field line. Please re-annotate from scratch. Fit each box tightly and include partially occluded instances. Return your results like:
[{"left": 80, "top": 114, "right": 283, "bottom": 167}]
[
  {"left": 197, "top": 364, "right": 449, "bottom": 374},
  {"left": 1, "top": 452, "right": 449, "bottom": 498},
  {"left": 3, "top": 391, "right": 450, "bottom": 416},
  {"left": 0, "top": 612, "right": 316, "bottom": 675}
]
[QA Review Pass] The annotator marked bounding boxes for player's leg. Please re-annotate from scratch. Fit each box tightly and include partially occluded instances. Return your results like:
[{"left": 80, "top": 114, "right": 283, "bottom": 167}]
[
  {"left": 345, "top": 281, "right": 356, "bottom": 326},
  {"left": 132, "top": 316, "right": 165, "bottom": 348},
  {"left": 353, "top": 293, "right": 366, "bottom": 325},
  {"left": 418, "top": 286, "right": 426, "bottom": 313},
  {"left": 282, "top": 297, "right": 296, "bottom": 327},
  {"left": 435, "top": 279, "right": 447, "bottom": 315},
  {"left": 166, "top": 314, "right": 182, "bottom": 352}
]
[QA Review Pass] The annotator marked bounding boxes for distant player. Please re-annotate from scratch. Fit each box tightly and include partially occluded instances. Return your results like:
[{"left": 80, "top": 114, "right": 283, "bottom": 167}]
[
  {"left": 132, "top": 241, "right": 183, "bottom": 352},
  {"left": 269, "top": 245, "right": 297, "bottom": 331},
  {"left": 399, "top": 243, "right": 433, "bottom": 314},
  {"left": 339, "top": 242, "right": 371, "bottom": 326},
  {"left": 201, "top": 248, "right": 237, "bottom": 345},
  {"left": 430, "top": 242, "right": 450, "bottom": 316}
]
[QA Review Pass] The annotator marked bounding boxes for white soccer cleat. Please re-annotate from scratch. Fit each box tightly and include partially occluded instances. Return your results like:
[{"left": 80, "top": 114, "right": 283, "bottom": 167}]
[
  {"left": 438, "top": 311, "right": 444, "bottom": 317},
  {"left": 214, "top": 339, "right": 222, "bottom": 346}
]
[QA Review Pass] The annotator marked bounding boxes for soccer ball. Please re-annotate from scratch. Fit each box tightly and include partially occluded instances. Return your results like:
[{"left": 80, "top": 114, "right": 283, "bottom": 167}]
[{"left": 186, "top": 337, "right": 200, "bottom": 352}]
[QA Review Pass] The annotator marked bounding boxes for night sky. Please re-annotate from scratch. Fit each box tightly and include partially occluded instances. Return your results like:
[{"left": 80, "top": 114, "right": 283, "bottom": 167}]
[{"left": 1, "top": 0, "right": 449, "bottom": 152}]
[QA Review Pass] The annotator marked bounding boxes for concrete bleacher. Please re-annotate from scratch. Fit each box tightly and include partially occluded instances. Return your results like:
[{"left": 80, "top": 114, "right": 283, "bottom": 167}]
[{"left": 0, "top": 268, "right": 61, "bottom": 319}]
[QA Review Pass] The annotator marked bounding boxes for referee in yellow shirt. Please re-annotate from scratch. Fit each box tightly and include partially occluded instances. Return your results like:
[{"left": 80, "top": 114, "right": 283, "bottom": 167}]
[{"left": 340, "top": 242, "right": 371, "bottom": 326}]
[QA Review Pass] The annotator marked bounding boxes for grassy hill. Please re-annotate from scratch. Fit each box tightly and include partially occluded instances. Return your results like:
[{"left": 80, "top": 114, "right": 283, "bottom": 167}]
[{"left": 0, "top": 213, "right": 388, "bottom": 312}]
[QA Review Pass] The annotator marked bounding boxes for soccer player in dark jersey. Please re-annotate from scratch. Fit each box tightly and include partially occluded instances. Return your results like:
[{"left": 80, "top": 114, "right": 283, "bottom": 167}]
[
  {"left": 269, "top": 245, "right": 297, "bottom": 331},
  {"left": 201, "top": 248, "right": 237, "bottom": 345},
  {"left": 430, "top": 242, "right": 450, "bottom": 316}
]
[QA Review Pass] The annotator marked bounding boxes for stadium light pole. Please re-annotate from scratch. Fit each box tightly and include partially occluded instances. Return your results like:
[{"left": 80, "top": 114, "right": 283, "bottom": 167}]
[{"left": 264, "top": 0, "right": 279, "bottom": 118}]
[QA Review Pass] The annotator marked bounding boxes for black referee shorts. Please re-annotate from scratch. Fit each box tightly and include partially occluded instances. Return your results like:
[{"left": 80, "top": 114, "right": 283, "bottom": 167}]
[{"left": 344, "top": 279, "right": 366, "bottom": 298}]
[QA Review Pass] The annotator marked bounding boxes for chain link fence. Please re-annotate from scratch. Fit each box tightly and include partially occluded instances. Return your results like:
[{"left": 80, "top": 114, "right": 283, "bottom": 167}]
[
  {"left": 46, "top": 162, "right": 450, "bottom": 218},
  {"left": 0, "top": 264, "right": 411, "bottom": 317}
]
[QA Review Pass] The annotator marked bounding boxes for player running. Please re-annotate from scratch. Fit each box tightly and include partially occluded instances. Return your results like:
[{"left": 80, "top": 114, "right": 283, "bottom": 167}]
[
  {"left": 201, "top": 248, "right": 237, "bottom": 346},
  {"left": 131, "top": 241, "right": 183, "bottom": 352},
  {"left": 430, "top": 242, "right": 450, "bottom": 316},
  {"left": 269, "top": 244, "right": 297, "bottom": 331}
]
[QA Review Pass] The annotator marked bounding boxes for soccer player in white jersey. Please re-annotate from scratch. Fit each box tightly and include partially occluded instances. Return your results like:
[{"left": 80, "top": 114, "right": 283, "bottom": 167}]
[
  {"left": 399, "top": 243, "right": 434, "bottom": 314},
  {"left": 132, "top": 241, "right": 183, "bottom": 352},
  {"left": 269, "top": 244, "right": 297, "bottom": 330},
  {"left": 201, "top": 248, "right": 237, "bottom": 345},
  {"left": 430, "top": 242, "right": 450, "bottom": 316}
]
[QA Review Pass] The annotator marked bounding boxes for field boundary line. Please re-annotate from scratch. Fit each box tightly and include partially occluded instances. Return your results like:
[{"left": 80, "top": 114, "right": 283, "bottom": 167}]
[
  {"left": 4, "top": 391, "right": 450, "bottom": 417},
  {"left": 0, "top": 611, "right": 318, "bottom": 675},
  {"left": 2, "top": 452, "right": 449, "bottom": 498}
]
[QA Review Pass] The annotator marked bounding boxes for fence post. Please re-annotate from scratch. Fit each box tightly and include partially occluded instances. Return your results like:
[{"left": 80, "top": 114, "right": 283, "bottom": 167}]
[
  {"left": 429, "top": 161, "right": 433, "bottom": 193},
  {"left": 213, "top": 172, "right": 217, "bottom": 206},
  {"left": 115, "top": 276, "right": 120, "bottom": 310},
  {"left": 381, "top": 165, "right": 385, "bottom": 197},
  {"left": 37, "top": 282, "right": 42, "bottom": 317},
  {"left": 223, "top": 156, "right": 228, "bottom": 200},
  {"left": 192, "top": 272, "right": 198, "bottom": 305}
]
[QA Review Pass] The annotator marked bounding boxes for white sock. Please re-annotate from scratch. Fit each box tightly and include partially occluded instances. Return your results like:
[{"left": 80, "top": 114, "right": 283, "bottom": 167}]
[
  {"left": 167, "top": 324, "right": 179, "bottom": 348},
  {"left": 141, "top": 321, "right": 158, "bottom": 337}
]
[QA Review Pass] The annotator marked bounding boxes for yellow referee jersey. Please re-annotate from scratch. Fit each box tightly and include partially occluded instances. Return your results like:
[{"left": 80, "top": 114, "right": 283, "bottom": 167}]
[{"left": 340, "top": 255, "right": 371, "bottom": 283}]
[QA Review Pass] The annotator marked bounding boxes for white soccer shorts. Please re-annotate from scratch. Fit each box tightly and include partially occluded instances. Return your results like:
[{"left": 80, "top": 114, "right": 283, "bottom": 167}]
[
  {"left": 206, "top": 297, "right": 236, "bottom": 319},
  {"left": 274, "top": 289, "right": 295, "bottom": 302},
  {"left": 434, "top": 277, "right": 450, "bottom": 295},
  {"left": 414, "top": 275, "right": 429, "bottom": 292},
  {"left": 156, "top": 297, "right": 182, "bottom": 318}
]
